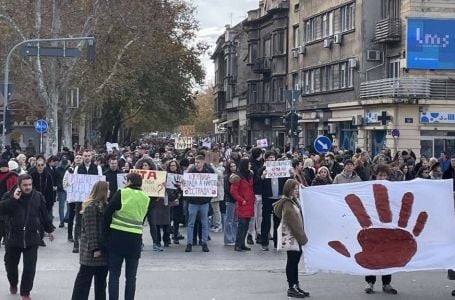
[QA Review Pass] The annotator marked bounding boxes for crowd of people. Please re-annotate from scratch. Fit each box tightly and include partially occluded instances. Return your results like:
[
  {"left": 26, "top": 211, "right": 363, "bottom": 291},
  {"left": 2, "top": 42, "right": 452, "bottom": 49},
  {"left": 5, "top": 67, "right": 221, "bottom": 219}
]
[{"left": 0, "top": 138, "right": 454, "bottom": 299}]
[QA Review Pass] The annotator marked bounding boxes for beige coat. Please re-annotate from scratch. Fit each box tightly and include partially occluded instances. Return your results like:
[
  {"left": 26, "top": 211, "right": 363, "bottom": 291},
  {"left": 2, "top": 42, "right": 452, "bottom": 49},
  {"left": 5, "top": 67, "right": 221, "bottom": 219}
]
[{"left": 273, "top": 196, "right": 308, "bottom": 246}]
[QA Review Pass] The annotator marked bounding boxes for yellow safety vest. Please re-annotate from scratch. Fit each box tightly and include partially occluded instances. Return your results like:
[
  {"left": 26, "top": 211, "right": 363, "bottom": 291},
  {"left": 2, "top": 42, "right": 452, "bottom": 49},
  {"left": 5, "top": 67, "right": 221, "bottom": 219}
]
[{"left": 110, "top": 188, "right": 150, "bottom": 234}]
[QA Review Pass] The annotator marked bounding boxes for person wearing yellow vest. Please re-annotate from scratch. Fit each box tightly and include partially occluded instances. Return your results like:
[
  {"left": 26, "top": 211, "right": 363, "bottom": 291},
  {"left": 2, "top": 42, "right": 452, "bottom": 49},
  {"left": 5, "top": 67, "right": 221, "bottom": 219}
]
[{"left": 104, "top": 173, "right": 151, "bottom": 300}]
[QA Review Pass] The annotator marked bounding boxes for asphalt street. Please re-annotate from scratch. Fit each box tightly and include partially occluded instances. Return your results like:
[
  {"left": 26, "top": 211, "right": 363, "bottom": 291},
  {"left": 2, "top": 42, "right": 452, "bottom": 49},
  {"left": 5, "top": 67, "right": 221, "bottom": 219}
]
[{"left": 0, "top": 219, "right": 454, "bottom": 300}]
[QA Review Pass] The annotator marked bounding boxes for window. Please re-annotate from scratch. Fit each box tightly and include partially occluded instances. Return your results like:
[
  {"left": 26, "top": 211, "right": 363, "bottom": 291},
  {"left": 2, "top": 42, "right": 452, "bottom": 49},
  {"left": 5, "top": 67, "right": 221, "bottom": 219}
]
[
  {"left": 322, "top": 14, "right": 328, "bottom": 38},
  {"left": 293, "top": 26, "right": 300, "bottom": 48},
  {"left": 263, "top": 81, "right": 271, "bottom": 102},
  {"left": 382, "top": 0, "right": 400, "bottom": 19},
  {"left": 292, "top": 73, "right": 299, "bottom": 91},
  {"left": 248, "top": 43, "right": 258, "bottom": 63},
  {"left": 302, "top": 61, "right": 354, "bottom": 95},
  {"left": 273, "top": 77, "right": 285, "bottom": 102},
  {"left": 264, "top": 39, "right": 271, "bottom": 57},
  {"left": 272, "top": 31, "right": 286, "bottom": 55},
  {"left": 388, "top": 58, "right": 401, "bottom": 78},
  {"left": 305, "top": 3, "right": 355, "bottom": 43},
  {"left": 314, "top": 68, "right": 321, "bottom": 92},
  {"left": 340, "top": 62, "right": 347, "bottom": 88},
  {"left": 248, "top": 83, "right": 257, "bottom": 104}
]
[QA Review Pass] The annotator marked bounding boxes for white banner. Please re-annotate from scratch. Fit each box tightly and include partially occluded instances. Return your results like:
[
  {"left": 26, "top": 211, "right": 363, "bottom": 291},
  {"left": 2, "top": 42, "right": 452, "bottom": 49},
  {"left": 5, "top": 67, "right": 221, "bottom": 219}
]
[
  {"left": 67, "top": 174, "right": 106, "bottom": 203},
  {"left": 182, "top": 173, "right": 217, "bottom": 197},
  {"left": 300, "top": 179, "right": 455, "bottom": 275},
  {"left": 265, "top": 160, "right": 292, "bottom": 178},
  {"left": 106, "top": 142, "right": 119, "bottom": 153}
]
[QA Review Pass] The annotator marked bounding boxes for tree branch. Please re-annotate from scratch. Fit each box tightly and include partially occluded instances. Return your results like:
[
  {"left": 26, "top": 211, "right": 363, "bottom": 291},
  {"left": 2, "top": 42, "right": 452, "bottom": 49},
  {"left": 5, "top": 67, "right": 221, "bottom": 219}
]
[
  {"left": 120, "top": 103, "right": 145, "bottom": 123},
  {"left": 94, "top": 36, "right": 138, "bottom": 94},
  {"left": 0, "top": 5, "right": 26, "bottom": 40}
]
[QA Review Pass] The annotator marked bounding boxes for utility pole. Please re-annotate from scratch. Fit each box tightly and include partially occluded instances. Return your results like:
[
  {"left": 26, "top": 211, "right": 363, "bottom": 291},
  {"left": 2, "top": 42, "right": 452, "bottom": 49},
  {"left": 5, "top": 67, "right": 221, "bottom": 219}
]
[{"left": 2, "top": 36, "right": 95, "bottom": 148}]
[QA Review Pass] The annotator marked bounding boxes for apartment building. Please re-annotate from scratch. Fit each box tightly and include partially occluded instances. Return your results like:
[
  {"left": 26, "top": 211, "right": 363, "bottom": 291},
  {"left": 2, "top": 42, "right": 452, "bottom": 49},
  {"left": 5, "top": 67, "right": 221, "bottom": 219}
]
[
  {"left": 298, "top": 0, "right": 455, "bottom": 157},
  {"left": 242, "top": 0, "right": 289, "bottom": 147},
  {"left": 212, "top": 22, "right": 250, "bottom": 146}
]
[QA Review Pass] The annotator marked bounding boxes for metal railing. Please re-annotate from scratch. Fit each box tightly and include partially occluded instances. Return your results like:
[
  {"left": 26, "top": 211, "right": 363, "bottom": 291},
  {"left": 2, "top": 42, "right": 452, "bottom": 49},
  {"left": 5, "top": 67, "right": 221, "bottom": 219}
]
[
  {"left": 360, "top": 77, "right": 431, "bottom": 98},
  {"left": 252, "top": 57, "right": 271, "bottom": 73},
  {"left": 375, "top": 18, "right": 401, "bottom": 43}
]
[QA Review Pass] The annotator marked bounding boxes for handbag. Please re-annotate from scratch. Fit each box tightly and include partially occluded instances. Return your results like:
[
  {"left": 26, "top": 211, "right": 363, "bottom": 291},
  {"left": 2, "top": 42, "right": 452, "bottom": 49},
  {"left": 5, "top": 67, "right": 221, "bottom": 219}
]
[{"left": 277, "top": 221, "right": 300, "bottom": 251}]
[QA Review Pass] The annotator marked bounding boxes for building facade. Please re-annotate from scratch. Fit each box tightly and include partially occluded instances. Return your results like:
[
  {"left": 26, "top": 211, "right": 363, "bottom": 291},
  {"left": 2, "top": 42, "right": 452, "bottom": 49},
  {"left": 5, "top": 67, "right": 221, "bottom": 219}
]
[
  {"left": 213, "top": 0, "right": 455, "bottom": 157},
  {"left": 298, "top": 0, "right": 455, "bottom": 157}
]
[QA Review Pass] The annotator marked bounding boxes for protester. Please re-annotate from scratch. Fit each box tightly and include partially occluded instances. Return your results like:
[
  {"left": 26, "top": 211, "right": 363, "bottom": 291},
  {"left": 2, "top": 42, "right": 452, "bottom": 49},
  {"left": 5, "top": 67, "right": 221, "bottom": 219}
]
[
  {"left": 230, "top": 158, "right": 255, "bottom": 252},
  {"left": 333, "top": 160, "right": 362, "bottom": 184},
  {"left": 311, "top": 166, "right": 333, "bottom": 186},
  {"left": 0, "top": 174, "right": 55, "bottom": 300},
  {"left": 364, "top": 164, "right": 398, "bottom": 295},
  {"left": 0, "top": 159, "right": 18, "bottom": 247},
  {"left": 273, "top": 179, "right": 309, "bottom": 299},
  {"left": 223, "top": 160, "right": 238, "bottom": 246},
  {"left": 71, "top": 181, "right": 109, "bottom": 300},
  {"left": 104, "top": 173, "right": 151, "bottom": 300},
  {"left": 184, "top": 155, "right": 214, "bottom": 253}
]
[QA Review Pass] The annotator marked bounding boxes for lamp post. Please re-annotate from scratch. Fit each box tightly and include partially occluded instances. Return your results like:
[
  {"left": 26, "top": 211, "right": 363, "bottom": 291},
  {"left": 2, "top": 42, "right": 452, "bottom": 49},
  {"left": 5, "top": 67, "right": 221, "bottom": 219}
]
[{"left": 2, "top": 36, "right": 95, "bottom": 147}]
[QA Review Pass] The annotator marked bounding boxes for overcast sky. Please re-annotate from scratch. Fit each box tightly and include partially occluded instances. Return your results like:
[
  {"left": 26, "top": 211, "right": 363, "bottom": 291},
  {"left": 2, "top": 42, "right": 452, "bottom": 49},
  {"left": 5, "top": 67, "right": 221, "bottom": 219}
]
[{"left": 194, "top": 0, "right": 258, "bottom": 86}]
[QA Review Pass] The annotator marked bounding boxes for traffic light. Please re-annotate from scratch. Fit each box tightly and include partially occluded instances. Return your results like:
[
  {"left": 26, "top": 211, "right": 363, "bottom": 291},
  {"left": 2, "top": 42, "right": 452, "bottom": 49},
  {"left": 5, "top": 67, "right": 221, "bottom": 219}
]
[
  {"left": 87, "top": 38, "right": 96, "bottom": 63},
  {"left": 4, "top": 108, "right": 13, "bottom": 134},
  {"left": 284, "top": 111, "right": 300, "bottom": 137}
]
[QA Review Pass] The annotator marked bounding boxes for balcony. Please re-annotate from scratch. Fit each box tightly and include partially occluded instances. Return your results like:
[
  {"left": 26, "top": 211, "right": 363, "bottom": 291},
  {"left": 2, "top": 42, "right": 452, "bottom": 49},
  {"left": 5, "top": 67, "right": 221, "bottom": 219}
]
[
  {"left": 252, "top": 57, "right": 271, "bottom": 74},
  {"left": 374, "top": 18, "right": 401, "bottom": 43},
  {"left": 360, "top": 78, "right": 430, "bottom": 99},
  {"left": 360, "top": 77, "right": 455, "bottom": 100},
  {"left": 247, "top": 102, "right": 286, "bottom": 116}
]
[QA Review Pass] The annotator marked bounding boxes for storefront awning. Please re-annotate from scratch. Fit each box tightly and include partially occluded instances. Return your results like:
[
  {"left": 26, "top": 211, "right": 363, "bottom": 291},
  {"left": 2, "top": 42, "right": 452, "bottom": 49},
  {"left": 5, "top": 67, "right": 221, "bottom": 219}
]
[
  {"left": 328, "top": 117, "right": 353, "bottom": 122},
  {"left": 299, "top": 119, "right": 320, "bottom": 123},
  {"left": 218, "top": 119, "right": 239, "bottom": 126}
]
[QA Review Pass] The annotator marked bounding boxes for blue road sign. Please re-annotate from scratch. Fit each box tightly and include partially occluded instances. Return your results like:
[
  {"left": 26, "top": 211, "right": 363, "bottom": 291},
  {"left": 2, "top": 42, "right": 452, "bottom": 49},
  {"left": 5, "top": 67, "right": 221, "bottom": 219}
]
[
  {"left": 35, "top": 119, "right": 48, "bottom": 134},
  {"left": 313, "top": 136, "right": 332, "bottom": 154}
]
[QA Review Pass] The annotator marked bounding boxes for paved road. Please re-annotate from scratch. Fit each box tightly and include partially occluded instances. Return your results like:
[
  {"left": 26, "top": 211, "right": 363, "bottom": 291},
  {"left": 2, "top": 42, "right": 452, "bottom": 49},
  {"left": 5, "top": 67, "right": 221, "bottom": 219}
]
[{"left": 0, "top": 221, "right": 454, "bottom": 299}]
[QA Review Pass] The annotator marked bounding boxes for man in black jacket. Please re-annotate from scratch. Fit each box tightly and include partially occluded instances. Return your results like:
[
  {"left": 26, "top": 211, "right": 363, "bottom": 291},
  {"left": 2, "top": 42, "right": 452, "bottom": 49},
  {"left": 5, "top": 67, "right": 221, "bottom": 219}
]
[
  {"left": 443, "top": 155, "right": 455, "bottom": 191},
  {"left": 103, "top": 155, "right": 123, "bottom": 202},
  {"left": 0, "top": 174, "right": 55, "bottom": 300},
  {"left": 29, "top": 156, "right": 54, "bottom": 247}
]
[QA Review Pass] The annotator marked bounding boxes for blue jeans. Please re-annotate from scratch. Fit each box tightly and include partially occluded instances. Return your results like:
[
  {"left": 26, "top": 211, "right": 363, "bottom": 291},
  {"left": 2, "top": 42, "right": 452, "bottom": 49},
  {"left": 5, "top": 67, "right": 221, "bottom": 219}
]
[
  {"left": 187, "top": 203, "right": 209, "bottom": 245},
  {"left": 224, "top": 201, "right": 238, "bottom": 244},
  {"left": 57, "top": 191, "right": 67, "bottom": 224},
  {"left": 108, "top": 252, "right": 139, "bottom": 300}
]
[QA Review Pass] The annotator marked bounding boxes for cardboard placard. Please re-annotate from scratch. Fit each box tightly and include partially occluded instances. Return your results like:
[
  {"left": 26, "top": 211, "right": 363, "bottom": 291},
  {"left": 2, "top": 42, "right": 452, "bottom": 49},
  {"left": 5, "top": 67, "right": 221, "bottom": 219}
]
[
  {"left": 264, "top": 160, "right": 292, "bottom": 178},
  {"left": 128, "top": 169, "right": 167, "bottom": 197},
  {"left": 182, "top": 173, "right": 217, "bottom": 197},
  {"left": 67, "top": 174, "right": 106, "bottom": 203},
  {"left": 257, "top": 138, "right": 268, "bottom": 148},
  {"left": 175, "top": 137, "right": 193, "bottom": 150}
]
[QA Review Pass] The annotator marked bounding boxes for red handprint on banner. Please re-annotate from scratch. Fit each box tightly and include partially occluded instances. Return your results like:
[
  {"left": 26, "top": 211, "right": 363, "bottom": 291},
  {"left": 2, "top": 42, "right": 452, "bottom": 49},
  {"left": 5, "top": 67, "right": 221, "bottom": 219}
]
[{"left": 328, "top": 184, "right": 428, "bottom": 269}]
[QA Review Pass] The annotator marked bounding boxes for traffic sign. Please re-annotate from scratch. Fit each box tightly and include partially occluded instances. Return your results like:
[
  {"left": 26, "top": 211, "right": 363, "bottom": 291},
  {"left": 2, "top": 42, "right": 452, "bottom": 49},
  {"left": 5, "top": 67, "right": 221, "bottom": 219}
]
[
  {"left": 35, "top": 119, "right": 48, "bottom": 133},
  {"left": 313, "top": 136, "right": 332, "bottom": 154},
  {"left": 391, "top": 129, "right": 400, "bottom": 139}
]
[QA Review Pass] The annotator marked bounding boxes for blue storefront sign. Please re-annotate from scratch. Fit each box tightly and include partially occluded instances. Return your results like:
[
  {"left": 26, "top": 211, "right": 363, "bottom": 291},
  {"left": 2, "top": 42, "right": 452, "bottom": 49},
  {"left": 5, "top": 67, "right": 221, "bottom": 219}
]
[
  {"left": 407, "top": 18, "right": 455, "bottom": 70},
  {"left": 420, "top": 112, "right": 455, "bottom": 124}
]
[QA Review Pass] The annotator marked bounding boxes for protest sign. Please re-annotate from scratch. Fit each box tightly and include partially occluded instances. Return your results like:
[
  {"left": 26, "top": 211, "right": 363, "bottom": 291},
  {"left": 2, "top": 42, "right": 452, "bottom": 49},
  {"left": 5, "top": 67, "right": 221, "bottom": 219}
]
[
  {"left": 166, "top": 173, "right": 183, "bottom": 190},
  {"left": 67, "top": 174, "right": 106, "bottom": 203},
  {"left": 175, "top": 137, "right": 193, "bottom": 150},
  {"left": 264, "top": 160, "right": 292, "bottom": 178},
  {"left": 182, "top": 173, "right": 217, "bottom": 197},
  {"left": 178, "top": 125, "right": 196, "bottom": 137},
  {"left": 129, "top": 169, "right": 167, "bottom": 197},
  {"left": 117, "top": 173, "right": 127, "bottom": 189},
  {"left": 300, "top": 179, "right": 455, "bottom": 275},
  {"left": 202, "top": 137, "right": 212, "bottom": 149},
  {"left": 256, "top": 138, "right": 268, "bottom": 148},
  {"left": 106, "top": 142, "right": 119, "bottom": 153}
]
